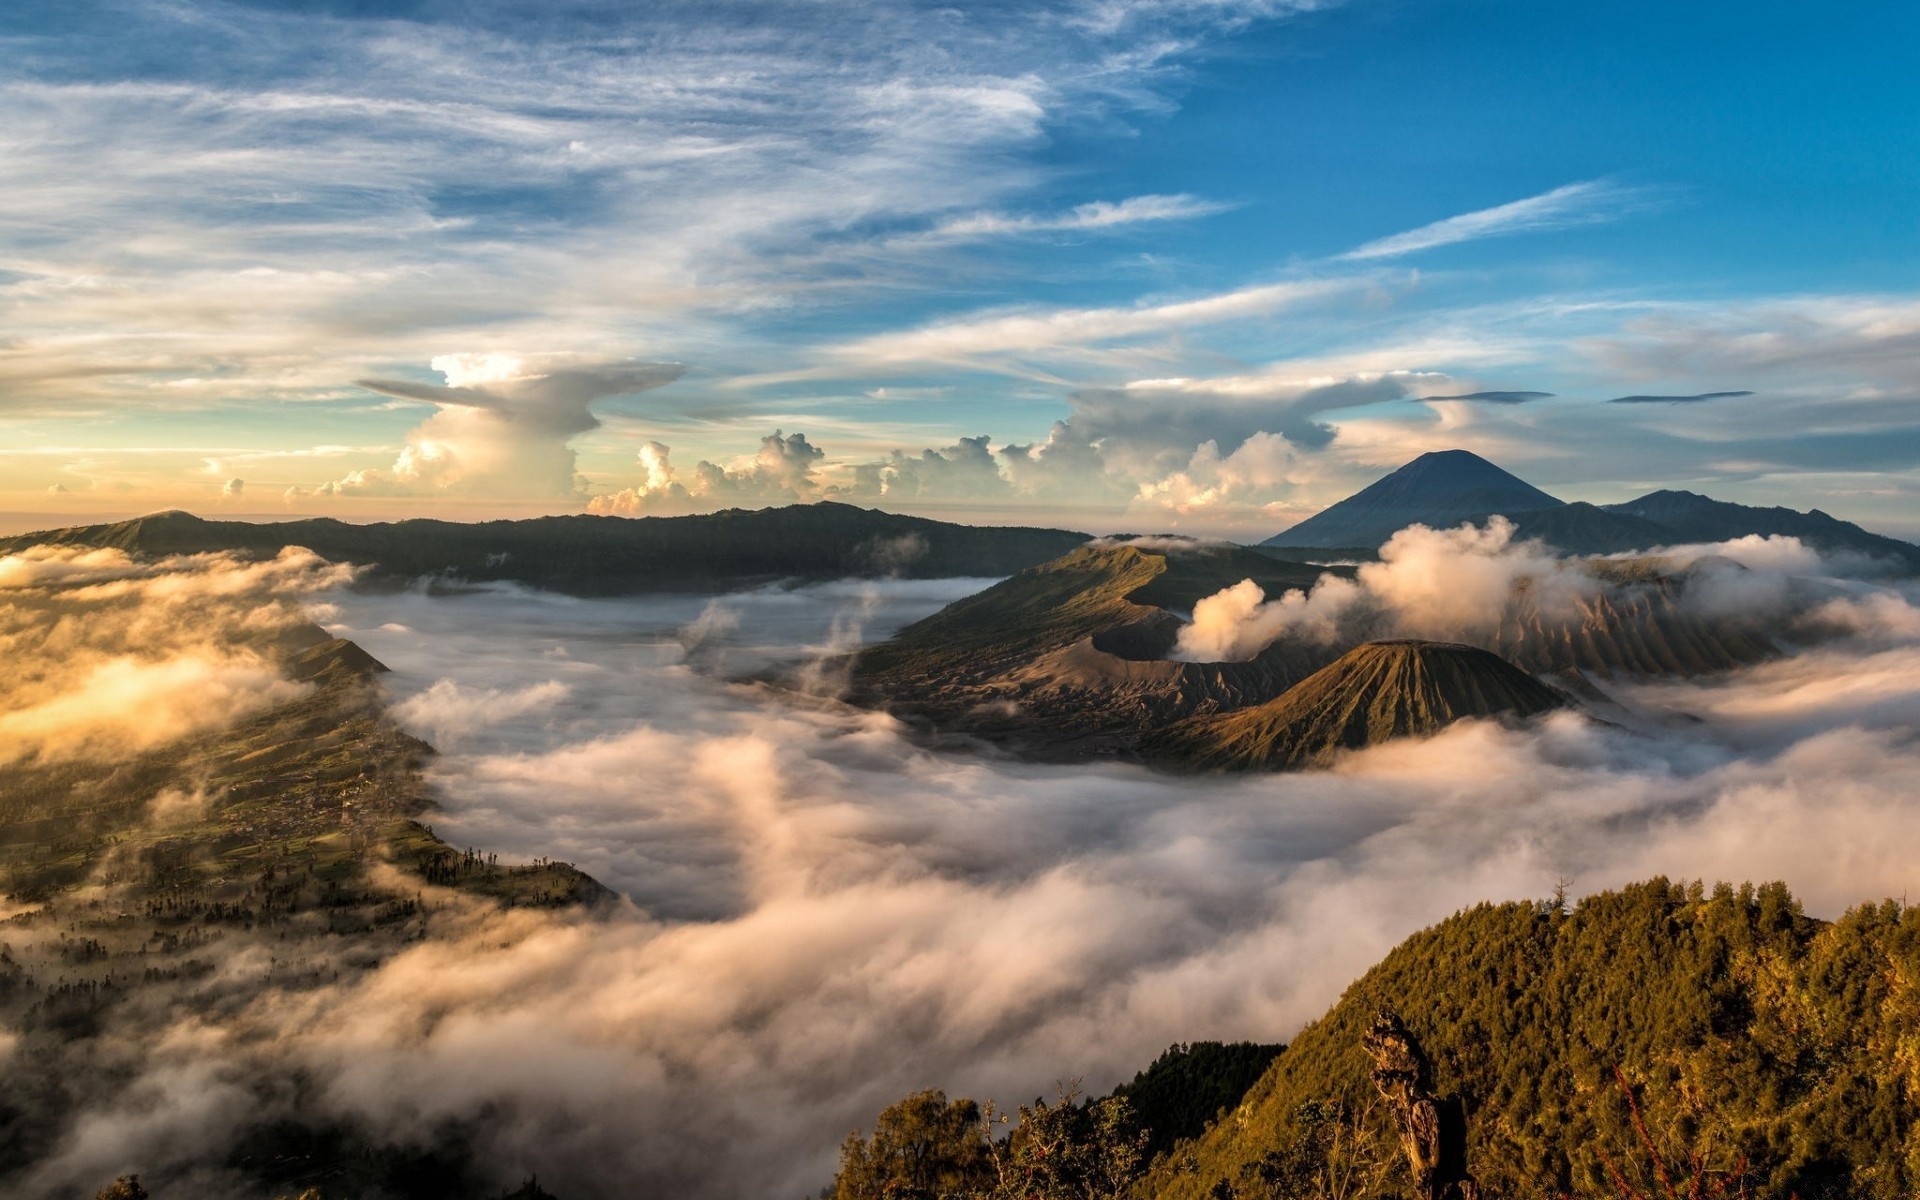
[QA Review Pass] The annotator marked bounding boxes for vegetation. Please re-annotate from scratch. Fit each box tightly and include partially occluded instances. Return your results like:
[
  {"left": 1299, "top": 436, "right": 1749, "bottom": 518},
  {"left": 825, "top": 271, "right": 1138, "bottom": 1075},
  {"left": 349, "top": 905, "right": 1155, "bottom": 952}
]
[
  {"left": 0, "top": 503, "right": 1090, "bottom": 596},
  {"left": 1157, "top": 879, "right": 1920, "bottom": 1199},
  {"left": 830, "top": 1085, "right": 1152, "bottom": 1200},
  {"left": 1112, "top": 1042, "right": 1287, "bottom": 1160}
]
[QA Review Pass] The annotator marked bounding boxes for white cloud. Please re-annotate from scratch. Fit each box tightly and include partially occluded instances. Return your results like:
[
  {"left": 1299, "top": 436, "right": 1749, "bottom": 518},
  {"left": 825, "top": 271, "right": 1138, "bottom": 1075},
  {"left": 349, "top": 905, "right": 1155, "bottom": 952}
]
[
  {"left": 1340, "top": 180, "right": 1649, "bottom": 261},
  {"left": 910, "top": 193, "right": 1232, "bottom": 243},
  {"left": 322, "top": 359, "right": 685, "bottom": 500}
]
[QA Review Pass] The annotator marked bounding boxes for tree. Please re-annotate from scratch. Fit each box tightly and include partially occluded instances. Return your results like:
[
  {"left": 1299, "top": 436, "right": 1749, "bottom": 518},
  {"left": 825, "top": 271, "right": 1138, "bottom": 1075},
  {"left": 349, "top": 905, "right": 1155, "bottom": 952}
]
[
  {"left": 833, "top": 1089, "right": 992, "bottom": 1200},
  {"left": 95, "top": 1178, "right": 149, "bottom": 1200}
]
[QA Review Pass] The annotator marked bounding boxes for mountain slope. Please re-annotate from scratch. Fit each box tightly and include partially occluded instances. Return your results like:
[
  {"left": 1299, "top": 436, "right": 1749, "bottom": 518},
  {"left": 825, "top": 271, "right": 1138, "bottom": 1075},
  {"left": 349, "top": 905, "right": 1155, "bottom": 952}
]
[
  {"left": 1143, "top": 640, "right": 1567, "bottom": 769},
  {"left": 0, "top": 504, "right": 1091, "bottom": 596},
  {"left": 1263, "top": 450, "right": 1564, "bottom": 549},
  {"left": 1154, "top": 879, "right": 1920, "bottom": 1200}
]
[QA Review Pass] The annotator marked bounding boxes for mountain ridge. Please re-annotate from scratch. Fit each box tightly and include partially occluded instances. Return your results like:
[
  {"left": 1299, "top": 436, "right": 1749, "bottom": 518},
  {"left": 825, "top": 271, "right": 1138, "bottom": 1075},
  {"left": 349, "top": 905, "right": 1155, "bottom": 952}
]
[{"left": 0, "top": 503, "right": 1093, "bottom": 596}]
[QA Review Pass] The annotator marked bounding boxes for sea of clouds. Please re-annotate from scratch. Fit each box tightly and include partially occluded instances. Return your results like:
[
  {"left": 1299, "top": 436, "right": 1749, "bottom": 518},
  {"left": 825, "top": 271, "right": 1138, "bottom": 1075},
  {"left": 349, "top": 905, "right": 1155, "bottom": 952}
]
[{"left": 7, "top": 537, "right": 1920, "bottom": 1198}]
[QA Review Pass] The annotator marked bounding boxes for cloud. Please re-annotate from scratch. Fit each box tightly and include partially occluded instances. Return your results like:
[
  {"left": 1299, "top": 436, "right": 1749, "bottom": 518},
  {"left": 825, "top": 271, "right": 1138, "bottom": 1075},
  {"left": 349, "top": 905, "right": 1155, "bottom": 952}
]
[
  {"left": 0, "top": 0, "right": 1324, "bottom": 421},
  {"left": 324, "top": 358, "right": 685, "bottom": 500},
  {"left": 13, "top": 555, "right": 1920, "bottom": 1197},
  {"left": 1339, "top": 180, "right": 1650, "bottom": 261},
  {"left": 1607, "top": 390, "right": 1754, "bottom": 404},
  {"left": 0, "top": 544, "right": 354, "bottom": 764},
  {"left": 810, "top": 279, "right": 1355, "bottom": 375},
  {"left": 1172, "top": 515, "right": 1589, "bottom": 659},
  {"left": 220, "top": 477, "right": 244, "bottom": 497},
  {"left": 588, "top": 430, "right": 824, "bottom": 516},
  {"left": 1419, "top": 390, "right": 1554, "bottom": 404},
  {"left": 908, "top": 193, "right": 1232, "bottom": 243}
]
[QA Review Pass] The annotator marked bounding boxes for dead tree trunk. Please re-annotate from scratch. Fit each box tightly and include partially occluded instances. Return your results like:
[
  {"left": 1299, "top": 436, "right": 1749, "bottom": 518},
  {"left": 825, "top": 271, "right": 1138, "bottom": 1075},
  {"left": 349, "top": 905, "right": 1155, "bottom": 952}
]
[{"left": 1363, "top": 1009, "right": 1479, "bottom": 1200}]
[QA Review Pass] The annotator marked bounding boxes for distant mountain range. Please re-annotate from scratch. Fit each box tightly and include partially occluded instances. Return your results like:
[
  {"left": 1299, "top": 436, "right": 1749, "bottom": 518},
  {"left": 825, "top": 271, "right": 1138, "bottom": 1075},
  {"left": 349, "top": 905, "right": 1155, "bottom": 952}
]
[
  {"left": 0, "top": 504, "right": 1090, "bottom": 596},
  {"left": 1262, "top": 449, "right": 1920, "bottom": 569}
]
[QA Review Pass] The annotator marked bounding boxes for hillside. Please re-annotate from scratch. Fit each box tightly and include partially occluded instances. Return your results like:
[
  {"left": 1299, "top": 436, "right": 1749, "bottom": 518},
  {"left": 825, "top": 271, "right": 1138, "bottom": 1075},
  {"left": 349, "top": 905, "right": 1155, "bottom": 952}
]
[
  {"left": 1154, "top": 878, "right": 1920, "bottom": 1200},
  {"left": 1263, "top": 450, "right": 1564, "bottom": 549},
  {"left": 1143, "top": 640, "right": 1568, "bottom": 770},
  {"left": 0, "top": 504, "right": 1091, "bottom": 596},
  {"left": 0, "top": 629, "right": 605, "bottom": 1199}
]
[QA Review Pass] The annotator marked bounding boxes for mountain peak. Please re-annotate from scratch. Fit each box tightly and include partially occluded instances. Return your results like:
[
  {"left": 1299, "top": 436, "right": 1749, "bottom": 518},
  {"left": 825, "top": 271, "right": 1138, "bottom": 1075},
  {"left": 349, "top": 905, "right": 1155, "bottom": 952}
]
[
  {"left": 1145, "top": 638, "right": 1567, "bottom": 770},
  {"left": 1263, "top": 449, "right": 1564, "bottom": 549}
]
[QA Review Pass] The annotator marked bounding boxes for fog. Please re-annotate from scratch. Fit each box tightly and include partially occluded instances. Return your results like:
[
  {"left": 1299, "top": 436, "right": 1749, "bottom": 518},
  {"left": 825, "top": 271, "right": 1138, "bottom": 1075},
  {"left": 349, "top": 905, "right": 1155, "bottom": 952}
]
[{"left": 10, "top": 545, "right": 1920, "bottom": 1199}]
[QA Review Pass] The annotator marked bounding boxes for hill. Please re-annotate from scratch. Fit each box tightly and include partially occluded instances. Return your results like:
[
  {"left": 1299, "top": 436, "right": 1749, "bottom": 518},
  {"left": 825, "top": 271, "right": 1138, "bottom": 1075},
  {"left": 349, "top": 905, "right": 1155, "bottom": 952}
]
[
  {"left": 0, "top": 504, "right": 1091, "bottom": 596},
  {"left": 1143, "top": 640, "right": 1568, "bottom": 770},
  {"left": 1154, "top": 878, "right": 1920, "bottom": 1200},
  {"left": 1262, "top": 450, "right": 1564, "bottom": 549}
]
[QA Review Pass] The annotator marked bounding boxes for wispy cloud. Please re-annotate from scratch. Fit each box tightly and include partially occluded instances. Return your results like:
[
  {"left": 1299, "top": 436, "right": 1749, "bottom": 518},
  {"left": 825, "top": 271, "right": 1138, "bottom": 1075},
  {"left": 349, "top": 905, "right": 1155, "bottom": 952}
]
[
  {"left": 909, "top": 193, "right": 1233, "bottom": 243},
  {"left": 810, "top": 278, "right": 1356, "bottom": 376},
  {"left": 1339, "top": 180, "right": 1649, "bottom": 261}
]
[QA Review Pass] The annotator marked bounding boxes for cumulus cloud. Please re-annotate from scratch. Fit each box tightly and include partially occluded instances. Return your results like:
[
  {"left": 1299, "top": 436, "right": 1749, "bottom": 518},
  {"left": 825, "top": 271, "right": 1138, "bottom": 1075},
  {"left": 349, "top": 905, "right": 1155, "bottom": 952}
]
[
  {"left": 588, "top": 430, "right": 824, "bottom": 516},
  {"left": 324, "top": 357, "right": 686, "bottom": 501}
]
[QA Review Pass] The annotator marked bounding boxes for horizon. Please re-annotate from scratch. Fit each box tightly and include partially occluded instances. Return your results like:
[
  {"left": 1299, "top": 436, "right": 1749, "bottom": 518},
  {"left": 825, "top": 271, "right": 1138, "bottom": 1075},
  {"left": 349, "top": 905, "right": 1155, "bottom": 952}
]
[{"left": 5, "top": 1, "right": 1917, "bottom": 540}]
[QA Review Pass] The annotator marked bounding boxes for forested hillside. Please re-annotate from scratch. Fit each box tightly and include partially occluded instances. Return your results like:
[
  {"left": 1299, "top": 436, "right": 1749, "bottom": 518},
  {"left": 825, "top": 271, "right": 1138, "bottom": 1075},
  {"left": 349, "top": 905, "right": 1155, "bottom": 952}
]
[{"left": 831, "top": 880, "right": 1920, "bottom": 1200}]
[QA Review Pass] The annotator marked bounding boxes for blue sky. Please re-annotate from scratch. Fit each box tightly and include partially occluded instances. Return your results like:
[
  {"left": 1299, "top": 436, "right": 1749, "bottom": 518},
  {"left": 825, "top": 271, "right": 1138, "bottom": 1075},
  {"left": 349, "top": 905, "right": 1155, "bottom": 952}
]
[{"left": 2, "top": 0, "right": 1917, "bottom": 536}]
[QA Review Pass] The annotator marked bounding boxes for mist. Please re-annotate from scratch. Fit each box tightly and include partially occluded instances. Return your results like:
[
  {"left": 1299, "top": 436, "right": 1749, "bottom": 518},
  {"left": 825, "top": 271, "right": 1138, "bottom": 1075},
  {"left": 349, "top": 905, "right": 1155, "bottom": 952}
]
[{"left": 9, "top": 549, "right": 1920, "bottom": 1199}]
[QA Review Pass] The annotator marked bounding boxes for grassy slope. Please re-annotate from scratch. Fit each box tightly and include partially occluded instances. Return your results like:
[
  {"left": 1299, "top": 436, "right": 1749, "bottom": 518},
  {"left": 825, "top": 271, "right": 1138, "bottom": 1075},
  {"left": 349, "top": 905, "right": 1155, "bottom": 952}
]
[{"left": 1152, "top": 879, "right": 1920, "bottom": 1200}]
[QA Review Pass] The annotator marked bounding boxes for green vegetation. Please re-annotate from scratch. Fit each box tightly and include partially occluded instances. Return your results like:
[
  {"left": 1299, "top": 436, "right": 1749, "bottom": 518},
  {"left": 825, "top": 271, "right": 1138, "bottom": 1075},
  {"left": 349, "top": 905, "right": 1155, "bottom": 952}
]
[
  {"left": 0, "top": 503, "right": 1090, "bottom": 596},
  {"left": 1112, "top": 1042, "right": 1287, "bottom": 1160},
  {"left": 830, "top": 1085, "right": 1152, "bottom": 1200},
  {"left": 1158, "top": 879, "right": 1920, "bottom": 1199},
  {"left": 839, "top": 880, "right": 1920, "bottom": 1200}
]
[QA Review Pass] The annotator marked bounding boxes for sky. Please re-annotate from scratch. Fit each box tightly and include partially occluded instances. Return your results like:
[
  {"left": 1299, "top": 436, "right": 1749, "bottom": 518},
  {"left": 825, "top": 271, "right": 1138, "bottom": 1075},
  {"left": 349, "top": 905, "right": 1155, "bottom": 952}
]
[{"left": 2, "top": 0, "right": 1917, "bottom": 538}]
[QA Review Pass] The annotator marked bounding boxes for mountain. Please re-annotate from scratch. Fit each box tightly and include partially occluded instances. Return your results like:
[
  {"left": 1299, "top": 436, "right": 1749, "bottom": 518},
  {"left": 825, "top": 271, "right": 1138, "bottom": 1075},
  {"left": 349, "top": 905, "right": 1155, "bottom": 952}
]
[
  {"left": 1603, "top": 489, "right": 1920, "bottom": 569},
  {"left": 847, "top": 539, "right": 1776, "bottom": 764},
  {"left": 0, "top": 504, "right": 1091, "bottom": 596},
  {"left": 1143, "top": 640, "right": 1567, "bottom": 770},
  {"left": 1260, "top": 451, "right": 1920, "bottom": 571},
  {"left": 1261, "top": 450, "right": 1564, "bottom": 549},
  {"left": 850, "top": 542, "right": 1342, "bottom": 758},
  {"left": 1152, "top": 879, "right": 1918, "bottom": 1200}
]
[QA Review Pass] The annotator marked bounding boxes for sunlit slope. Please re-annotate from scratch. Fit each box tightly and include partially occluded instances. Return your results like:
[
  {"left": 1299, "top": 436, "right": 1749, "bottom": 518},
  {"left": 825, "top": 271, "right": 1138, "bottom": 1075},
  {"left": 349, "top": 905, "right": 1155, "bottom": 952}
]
[
  {"left": 1143, "top": 640, "right": 1566, "bottom": 769},
  {"left": 1, "top": 503, "right": 1092, "bottom": 594},
  {"left": 1152, "top": 879, "right": 1920, "bottom": 1200},
  {"left": 0, "top": 631, "right": 603, "bottom": 908}
]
